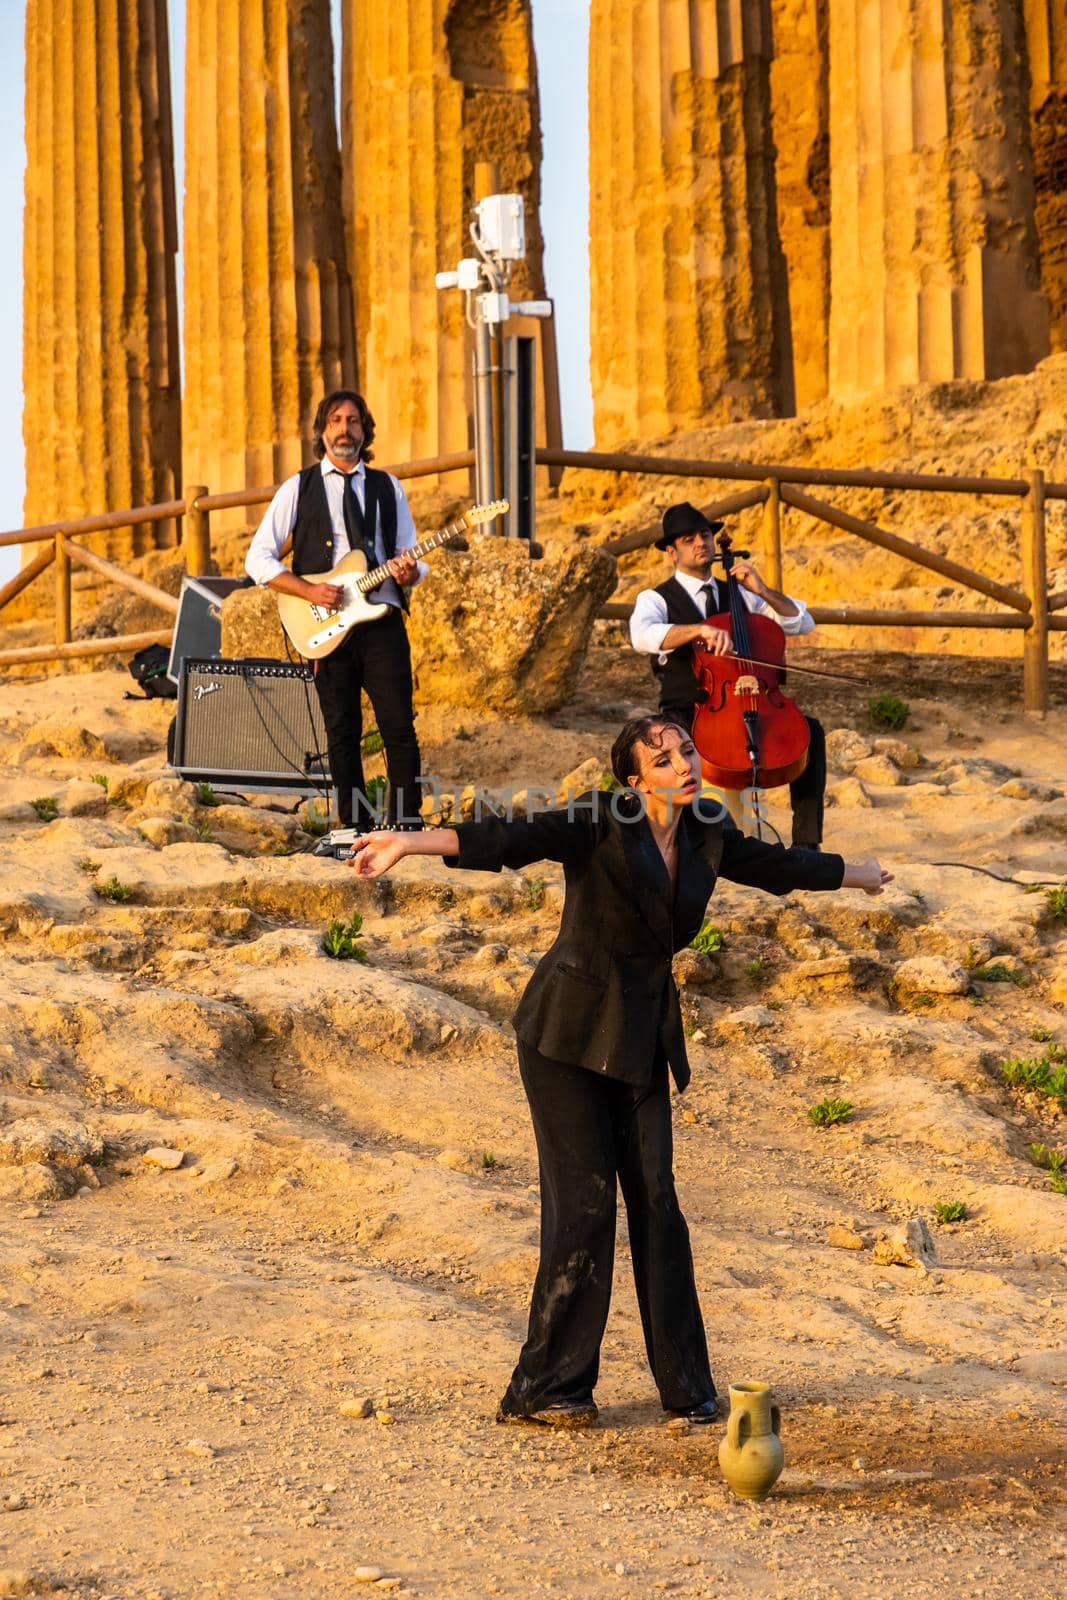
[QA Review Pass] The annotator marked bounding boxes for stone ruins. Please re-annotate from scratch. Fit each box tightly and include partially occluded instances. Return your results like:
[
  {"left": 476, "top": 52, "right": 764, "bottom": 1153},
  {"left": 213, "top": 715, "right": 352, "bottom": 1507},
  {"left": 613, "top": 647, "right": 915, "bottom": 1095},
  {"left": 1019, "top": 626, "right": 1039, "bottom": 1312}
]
[{"left": 19, "top": 0, "right": 1067, "bottom": 547}]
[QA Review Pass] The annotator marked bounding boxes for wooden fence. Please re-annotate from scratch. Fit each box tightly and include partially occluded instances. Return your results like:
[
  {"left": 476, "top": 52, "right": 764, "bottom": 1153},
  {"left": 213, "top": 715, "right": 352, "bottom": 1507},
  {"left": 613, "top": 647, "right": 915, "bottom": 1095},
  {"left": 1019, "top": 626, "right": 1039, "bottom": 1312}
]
[{"left": 0, "top": 442, "right": 1063, "bottom": 712}]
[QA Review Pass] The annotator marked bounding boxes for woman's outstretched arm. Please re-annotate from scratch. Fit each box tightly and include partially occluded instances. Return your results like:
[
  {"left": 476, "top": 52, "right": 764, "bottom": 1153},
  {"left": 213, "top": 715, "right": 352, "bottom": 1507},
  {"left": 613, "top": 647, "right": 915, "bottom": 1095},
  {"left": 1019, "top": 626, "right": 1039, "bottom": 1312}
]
[{"left": 346, "top": 828, "right": 459, "bottom": 878}]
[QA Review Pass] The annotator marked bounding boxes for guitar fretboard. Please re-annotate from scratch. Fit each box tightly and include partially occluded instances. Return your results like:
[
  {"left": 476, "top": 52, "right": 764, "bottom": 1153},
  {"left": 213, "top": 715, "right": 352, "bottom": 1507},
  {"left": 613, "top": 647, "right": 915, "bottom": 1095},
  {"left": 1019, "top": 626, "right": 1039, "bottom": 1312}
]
[{"left": 355, "top": 518, "right": 470, "bottom": 595}]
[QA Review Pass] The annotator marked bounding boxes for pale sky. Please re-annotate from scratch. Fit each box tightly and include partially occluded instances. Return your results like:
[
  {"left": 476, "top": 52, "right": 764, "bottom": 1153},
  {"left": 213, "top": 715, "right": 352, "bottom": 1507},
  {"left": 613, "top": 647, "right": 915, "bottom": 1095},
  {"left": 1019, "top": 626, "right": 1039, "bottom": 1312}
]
[{"left": 0, "top": 0, "right": 592, "bottom": 582}]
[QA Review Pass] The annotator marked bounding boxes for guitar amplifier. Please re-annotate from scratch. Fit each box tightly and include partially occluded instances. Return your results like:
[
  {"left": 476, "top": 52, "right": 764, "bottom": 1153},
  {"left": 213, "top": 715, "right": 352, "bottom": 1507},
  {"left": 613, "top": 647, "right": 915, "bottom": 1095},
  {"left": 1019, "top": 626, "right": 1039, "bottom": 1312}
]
[
  {"left": 166, "top": 576, "right": 253, "bottom": 684},
  {"left": 172, "top": 658, "right": 332, "bottom": 794}
]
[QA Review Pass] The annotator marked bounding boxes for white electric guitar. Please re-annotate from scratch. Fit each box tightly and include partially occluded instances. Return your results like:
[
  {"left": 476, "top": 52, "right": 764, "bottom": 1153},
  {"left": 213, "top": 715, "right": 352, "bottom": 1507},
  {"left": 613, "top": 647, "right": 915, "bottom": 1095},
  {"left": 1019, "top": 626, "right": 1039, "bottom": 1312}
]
[{"left": 276, "top": 500, "right": 508, "bottom": 660}]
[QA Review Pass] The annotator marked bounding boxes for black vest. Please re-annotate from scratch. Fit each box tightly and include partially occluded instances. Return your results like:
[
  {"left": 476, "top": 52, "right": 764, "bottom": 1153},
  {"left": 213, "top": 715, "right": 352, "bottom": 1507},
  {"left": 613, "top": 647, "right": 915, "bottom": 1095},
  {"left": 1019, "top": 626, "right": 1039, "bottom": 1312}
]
[
  {"left": 649, "top": 576, "right": 720, "bottom": 710},
  {"left": 290, "top": 464, "right": 399, "bottom": 579}
]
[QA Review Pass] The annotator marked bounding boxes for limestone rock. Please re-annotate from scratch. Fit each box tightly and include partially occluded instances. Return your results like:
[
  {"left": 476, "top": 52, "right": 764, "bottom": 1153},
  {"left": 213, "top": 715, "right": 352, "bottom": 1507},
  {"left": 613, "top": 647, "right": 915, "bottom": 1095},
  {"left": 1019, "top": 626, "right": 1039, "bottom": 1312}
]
[
  {"left": 142, "top": 1147, "right": 185, "bottom": 1171},
  {"left": 826, "top": 1224, "right": 867, "bottom": 1251},
  {"left": 783, "top": 955, "right": 886, "bottom": 993},
  {"left": 556, "top": 757, "right": 611, "bottom": 802},
  {"left": 0, "top": 1164, "right": 66, "bottom": 1204},
  {"left": 1015, "top": 1348, "right": 1067, "bottom": 1386},
  {"left": 142, "top": 779, "right": 199, "bottom": 820},
  {"left": 872, "top": 738, "right": 923, "bottom": 769},
  {"left": 135, "top": 817, "right": 200, "bottom": 849},
  {"left": 872, "top": 1217, "right": 938, "bottom": 1271},
  {"left": 824, "top": 729, "right": 873, "bottom": 771},
  {"left": 717, "top": 1005, "right": 777, "bottom": 1037},
  {"left": 57, "top": 780, "right": 109, "bottom": 818},
  {"left": 0, "top": 1119, "right": 104, "bottom": 1169},
  {"left": 672, "top": 949, "right": 720, "bottom": 988},
  {"left": 220, "top": 586, "right": 288, "bottom": 662},
  {"left": 406, "top": 540, "right": 617, "bottom": 715},
  {"left": 892, "top": 956, "right": 969, "bottom": 996},
  {"left": 998, "top": 777, "right": 1062, "bottom": 802},
  {"left": 851, "top": 754, "right": 904, "bottom": 787},
  {"left": 828, "top": 776, "right": 873, "bottom": 809}
]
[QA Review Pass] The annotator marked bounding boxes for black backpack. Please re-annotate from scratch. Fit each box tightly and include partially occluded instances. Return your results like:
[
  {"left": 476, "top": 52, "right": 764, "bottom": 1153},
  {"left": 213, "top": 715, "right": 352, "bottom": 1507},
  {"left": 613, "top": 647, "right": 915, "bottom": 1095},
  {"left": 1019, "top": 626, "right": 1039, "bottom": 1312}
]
[{"left": 126, "top": 644, "right": 177, "bottom": 700}]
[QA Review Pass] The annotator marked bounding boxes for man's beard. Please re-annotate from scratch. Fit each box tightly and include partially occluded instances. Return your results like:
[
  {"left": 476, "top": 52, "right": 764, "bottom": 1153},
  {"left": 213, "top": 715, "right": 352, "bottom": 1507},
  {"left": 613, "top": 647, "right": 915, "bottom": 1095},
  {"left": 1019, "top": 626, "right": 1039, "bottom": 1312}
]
[{"left": 331, "top": 437, "right": 359, "bottom": 458}]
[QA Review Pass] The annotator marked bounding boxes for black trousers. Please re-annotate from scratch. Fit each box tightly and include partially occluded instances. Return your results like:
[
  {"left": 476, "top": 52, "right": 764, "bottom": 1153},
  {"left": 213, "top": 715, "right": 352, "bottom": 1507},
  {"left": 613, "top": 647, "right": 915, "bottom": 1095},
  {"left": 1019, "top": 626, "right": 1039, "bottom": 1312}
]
[
  {"left": 313, "top": 607, "right": 421, "bottom": 829},
  {"left": 499, "top": 1041, "right": 715, "bottom": 1416},
  {"left": 664, "top": 703, "right": 826, "bottom": 848}
]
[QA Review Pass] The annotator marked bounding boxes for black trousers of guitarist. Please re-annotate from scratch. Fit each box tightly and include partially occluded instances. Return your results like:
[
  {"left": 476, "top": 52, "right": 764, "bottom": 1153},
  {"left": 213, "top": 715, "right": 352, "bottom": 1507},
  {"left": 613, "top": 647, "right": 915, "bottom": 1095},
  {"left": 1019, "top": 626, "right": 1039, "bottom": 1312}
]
[
  {"left": 663, "top": 702, "right": 827, "bottom": 849},
  {"left": 314, "top": 608, "right": 421, "bottom": 831}
]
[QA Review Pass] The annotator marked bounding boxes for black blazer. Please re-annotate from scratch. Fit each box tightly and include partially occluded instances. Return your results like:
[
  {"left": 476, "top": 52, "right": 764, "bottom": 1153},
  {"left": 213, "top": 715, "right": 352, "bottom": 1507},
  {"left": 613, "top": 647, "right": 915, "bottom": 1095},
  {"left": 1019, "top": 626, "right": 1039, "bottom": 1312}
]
[{"left": 447, "top": 793, "right": 845, "bottom": 1090}]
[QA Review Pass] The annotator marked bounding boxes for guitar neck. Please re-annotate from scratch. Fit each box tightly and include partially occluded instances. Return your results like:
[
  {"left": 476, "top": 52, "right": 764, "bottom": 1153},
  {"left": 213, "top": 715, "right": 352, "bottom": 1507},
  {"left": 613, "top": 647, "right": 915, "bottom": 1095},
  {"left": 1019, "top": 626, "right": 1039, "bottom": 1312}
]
[{"left": 356, "top": 518, "right": 469, "bottom": 594}]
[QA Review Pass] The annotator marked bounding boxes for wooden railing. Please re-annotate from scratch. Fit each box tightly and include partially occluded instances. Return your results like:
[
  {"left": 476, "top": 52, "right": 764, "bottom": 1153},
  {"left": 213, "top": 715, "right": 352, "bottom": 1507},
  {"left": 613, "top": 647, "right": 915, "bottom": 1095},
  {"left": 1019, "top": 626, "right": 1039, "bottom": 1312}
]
[
  {"left": 1, "top": 441, "right": 1063, "bottom": 712},
  {"left": 535, "top": 448, "right": 1066, "bottom": 716}
]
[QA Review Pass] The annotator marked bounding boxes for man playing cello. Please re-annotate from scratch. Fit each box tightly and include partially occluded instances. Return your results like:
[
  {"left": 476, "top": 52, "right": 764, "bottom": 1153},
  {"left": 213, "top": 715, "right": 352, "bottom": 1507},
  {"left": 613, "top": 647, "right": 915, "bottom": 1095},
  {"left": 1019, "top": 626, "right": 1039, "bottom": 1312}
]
[{"left": 628, "top": 501, "right": 827, "bottom": 850}]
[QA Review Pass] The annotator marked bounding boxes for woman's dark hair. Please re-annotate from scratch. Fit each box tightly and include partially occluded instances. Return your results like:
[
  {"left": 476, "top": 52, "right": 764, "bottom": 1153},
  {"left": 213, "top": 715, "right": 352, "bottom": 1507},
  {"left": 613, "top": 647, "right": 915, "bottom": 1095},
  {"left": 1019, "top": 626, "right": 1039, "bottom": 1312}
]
[
  {"left": 312, "top": 390, "right": 376, "bottom": 462},
  {"left": 610, "top": 715, "right": 690, "bottom": 785}
]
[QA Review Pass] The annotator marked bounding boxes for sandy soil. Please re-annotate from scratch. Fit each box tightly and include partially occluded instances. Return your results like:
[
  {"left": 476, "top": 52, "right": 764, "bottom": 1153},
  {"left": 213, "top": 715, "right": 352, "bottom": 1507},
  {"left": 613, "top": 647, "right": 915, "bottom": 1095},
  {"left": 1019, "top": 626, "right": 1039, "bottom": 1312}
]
[{"left": 0, "top": 637, "right": 1065, "bottom": 1600}]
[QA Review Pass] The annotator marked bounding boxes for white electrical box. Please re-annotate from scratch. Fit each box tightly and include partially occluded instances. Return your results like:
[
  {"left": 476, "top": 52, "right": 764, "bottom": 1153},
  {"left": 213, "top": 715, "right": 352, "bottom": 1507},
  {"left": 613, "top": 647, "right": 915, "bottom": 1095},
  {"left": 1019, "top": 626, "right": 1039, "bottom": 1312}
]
[
  {"left": 476, "top": 194, "right": 526, "bottom": 261},
  {"left": 457, "top": 257, "right": 482, "bottom": 291},
  {"left": 480, "top": 291, "right": 511, "bottom": 325}
]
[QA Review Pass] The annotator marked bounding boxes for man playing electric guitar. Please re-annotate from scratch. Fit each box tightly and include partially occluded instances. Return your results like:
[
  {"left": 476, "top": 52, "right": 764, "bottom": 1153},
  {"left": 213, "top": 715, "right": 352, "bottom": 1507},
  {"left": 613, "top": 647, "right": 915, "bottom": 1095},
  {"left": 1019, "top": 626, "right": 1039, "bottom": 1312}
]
[
  {"left": 629, "top": 501, "right": 827, "bottom": 849},
  {"left": 246, "top": 390, "right": 425, "bottom": 830}
]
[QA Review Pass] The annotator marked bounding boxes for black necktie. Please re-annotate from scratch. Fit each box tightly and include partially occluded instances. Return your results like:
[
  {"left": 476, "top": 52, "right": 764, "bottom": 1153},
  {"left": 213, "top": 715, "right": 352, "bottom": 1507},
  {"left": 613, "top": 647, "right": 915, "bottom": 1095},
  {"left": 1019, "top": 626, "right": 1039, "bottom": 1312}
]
[
  {"left": 699, "top": 581, "right": 716, "bottom": 618},
  {"left": 340, "top": 472, "right": 366, "bottom": 558}
]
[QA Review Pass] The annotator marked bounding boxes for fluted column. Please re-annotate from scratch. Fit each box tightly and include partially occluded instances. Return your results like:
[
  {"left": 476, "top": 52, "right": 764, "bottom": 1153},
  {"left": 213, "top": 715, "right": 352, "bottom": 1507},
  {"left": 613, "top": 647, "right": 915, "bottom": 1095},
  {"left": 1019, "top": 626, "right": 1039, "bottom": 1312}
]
[
  {"left": 1024, "top": 1, "right": 1067, "bottom": 351},
  {"left": 769, "top": 0, "right": 830, "bottom": 409},
  {"left": 22, "top": 0, "right": 180, "bottom": 556},
  {"left": 589, "top": 0, "right": 792, "bottom": 445},
  {"left": 183, "top": 0, "right": 356, "bottom": 505},
  {"left": 828, "top": 0, "right": 1049, "bottom": 400},
  {"left": 340, "top": 0, "right": 546, "bottom": 463}
]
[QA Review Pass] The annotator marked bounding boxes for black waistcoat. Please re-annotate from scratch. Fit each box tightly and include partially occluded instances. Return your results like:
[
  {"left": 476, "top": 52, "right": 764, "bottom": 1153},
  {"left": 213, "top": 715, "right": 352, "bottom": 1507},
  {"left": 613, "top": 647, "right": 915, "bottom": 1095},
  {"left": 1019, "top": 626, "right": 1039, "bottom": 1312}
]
[
  {"left": 649, "top": 575, "right": 719, "bottom": 709},
  {"left": 290, "top": 464, "right": 399, "bottom": 578}
]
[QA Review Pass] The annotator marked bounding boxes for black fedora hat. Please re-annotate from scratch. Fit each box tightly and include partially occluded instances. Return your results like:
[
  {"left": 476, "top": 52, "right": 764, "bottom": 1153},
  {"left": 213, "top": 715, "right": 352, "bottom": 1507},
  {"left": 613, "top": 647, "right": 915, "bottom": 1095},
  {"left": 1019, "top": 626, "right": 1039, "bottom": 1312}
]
[{"left": 655, "top": 501, "right": 725, "bottom": 551}]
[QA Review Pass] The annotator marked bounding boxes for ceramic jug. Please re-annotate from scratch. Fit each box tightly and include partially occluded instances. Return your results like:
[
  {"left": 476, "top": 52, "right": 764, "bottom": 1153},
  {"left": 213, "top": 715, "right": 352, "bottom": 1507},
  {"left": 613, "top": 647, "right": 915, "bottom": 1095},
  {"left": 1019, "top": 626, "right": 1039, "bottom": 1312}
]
[{"left": 717, "top": 1381, "right": 784, "bottom": 1502}]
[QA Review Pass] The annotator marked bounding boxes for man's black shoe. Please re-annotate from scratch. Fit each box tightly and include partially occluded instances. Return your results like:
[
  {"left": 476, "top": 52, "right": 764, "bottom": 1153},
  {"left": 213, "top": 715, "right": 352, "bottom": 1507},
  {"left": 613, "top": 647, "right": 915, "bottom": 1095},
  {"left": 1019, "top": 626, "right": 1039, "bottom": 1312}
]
[
  {"left": 665, "top": 1397, "right": 721, "bottom": 1424},
  {"left": 496, "top": 1399, "right": 599, "bottom": 1429}
]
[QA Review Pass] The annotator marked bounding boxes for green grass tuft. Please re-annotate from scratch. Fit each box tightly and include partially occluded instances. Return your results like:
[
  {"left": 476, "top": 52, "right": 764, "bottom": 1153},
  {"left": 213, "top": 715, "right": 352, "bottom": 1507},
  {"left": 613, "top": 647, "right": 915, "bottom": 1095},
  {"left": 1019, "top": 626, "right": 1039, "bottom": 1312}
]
[
  {"left": 481, "top": 1152, "right": 498, "bottom": 1171},
  {"left": 522, "top": 875, "right": 547, "bottom": 912},
  {"left": 969, "top": 962, "right": 1027, "bottom": 986},
  {"left": 91, "top": 774, "right": 109, "bottom": 790},
  {"left": 689, "top": 920, "right": 725, "bottom": 955},
  {"left": 807, "top": 1097, "right": 854, "bottom": 1128},
  {"left": 934, "top": 1201, "right": 968, "bottom": 1223},
  {"left": 94, "top": 876, "right": 134, "bottom": 903},
  {"left": 195, "top": 781, "right": 220, "bottom": 808},
  {"left": 1000, "top": 1046, "right": 1067, "bottom": 1109},
  {"left": 30, "top": 796, "right": 58, "bottom": 822},
  {"left": 1044, "top": 883, "right": 1067, "bottom": 925},
  {"left": 321, "top": 914, "right": 367, "bottom": 962},
  {"left": 867, "top": 693, "right": 909, "bottom": 731}
]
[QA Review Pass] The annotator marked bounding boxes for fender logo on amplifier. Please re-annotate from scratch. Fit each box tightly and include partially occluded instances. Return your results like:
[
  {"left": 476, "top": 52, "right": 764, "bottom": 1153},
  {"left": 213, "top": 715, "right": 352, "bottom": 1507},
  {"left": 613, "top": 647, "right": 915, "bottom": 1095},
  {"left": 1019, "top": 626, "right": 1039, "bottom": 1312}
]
[{"left": 193, "top": 682, "right": 220, "bottom": 701}]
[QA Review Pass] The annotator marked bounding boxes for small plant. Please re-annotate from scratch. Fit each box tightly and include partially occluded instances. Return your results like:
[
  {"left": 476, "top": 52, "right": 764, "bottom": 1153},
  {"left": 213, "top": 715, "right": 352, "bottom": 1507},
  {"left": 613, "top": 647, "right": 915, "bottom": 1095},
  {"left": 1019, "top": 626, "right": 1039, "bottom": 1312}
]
[
  {"left": 1029, "top": 1143, "right": 1066, "bottom": 1177},
  {"left": 934, "top": 1201, "right": 968, "bottom": 1223},
  {"left": 1031, "top": 1027, "right": 1055, "bottom": 1044},
  {"left": 522, "top": 875, "right": 547, "bottom": 912},
  {"left": 27, "top": 1071, "right": 49, "bottom": 1090},
  {"left": 195, "top": 821, "right": 215, "bottom": 842},
  {"left": 969, "top": 962, "right": 1027, "bottom": 986},
  {"left": 807, "top": 1097, "right": 854, "bottom": 1128},
  {"left": 481, "top": 1152, "right": 498, "bottom": 1171},
  {"left": 30, "top": 796, "right": 58, "bottom": 822},
  {"left": 868, "top": 693, "right": 909, "bottom": 732},
  {"left": 597, "top": 771, "right": 620, "bottom": 792},
  {"left": 1051, "top": 1173, "right": 1067, "bottom": 1195},
  {"left": 744, "top": 958, "right": 765, "bottom": 983},
  {"left": 76, "top": 856, "right": 99, "bottom": 874},
  {"left": 321, "top": 913, "right": 368, "bottom": 962},
  {"left": 364, "top": 775, "right": 388, "bottom": 815},
  {"left": 361, "top": 728, "right": 385, "bottom": 756},
  {"left": 94, "top": 876, "right": 134, "bottom": 903},
  {"left": 300, "top": 804, "right": 330, "bottom": 837},
  {"left": 107, "top": 793, "right": 131, "bottom": 810},
  {"left": 689, "top": 920, "right": 725, "bottom": 955},
  {"left": 195, "top": 781, "right": 220, "bottom": 807},
  {"left": 454, "top": 726, "right": 473, "bottom": 742},
  {"left": 1000, "top": 1046, "right": 1067, "bottom": 1109},
  {"left": 1045, "top": 883, "right": 1067, "bottom": 925},
  {"left": 683, "top": 1017, "right": 700, "bottom": 1039},
  {"left": 91, "top": 774, "right": 109, "bottom": 791}
]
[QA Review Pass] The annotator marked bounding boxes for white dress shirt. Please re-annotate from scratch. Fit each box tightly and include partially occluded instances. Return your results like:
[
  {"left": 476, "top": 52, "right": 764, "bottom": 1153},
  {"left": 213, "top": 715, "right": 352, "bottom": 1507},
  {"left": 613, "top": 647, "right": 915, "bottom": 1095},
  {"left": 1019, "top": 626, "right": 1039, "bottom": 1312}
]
[
  {"left": 245, "top": 457, "right": 428, "bottom": 610},
  {"left": 629, "top": 568, "right": 814, "bottom": 658}
]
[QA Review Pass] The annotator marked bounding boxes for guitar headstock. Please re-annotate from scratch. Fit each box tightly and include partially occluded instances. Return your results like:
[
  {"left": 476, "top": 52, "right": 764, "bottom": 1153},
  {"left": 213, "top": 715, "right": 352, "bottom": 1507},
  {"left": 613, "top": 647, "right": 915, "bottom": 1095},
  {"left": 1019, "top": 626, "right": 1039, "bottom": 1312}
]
[{"left": 467, "top": 500, "right": 510, "bottom": 526}]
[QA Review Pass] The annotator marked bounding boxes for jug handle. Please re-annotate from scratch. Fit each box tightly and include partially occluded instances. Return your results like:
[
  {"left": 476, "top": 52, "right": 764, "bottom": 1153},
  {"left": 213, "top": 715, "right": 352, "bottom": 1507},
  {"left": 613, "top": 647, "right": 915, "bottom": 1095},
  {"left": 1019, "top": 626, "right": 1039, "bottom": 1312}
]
[
  {"left": 727, "top": 1408, "right": 750, "bottom": 1452},
  {"left": 771, "top": 1403, "right": 781, "bottom": 1436}
]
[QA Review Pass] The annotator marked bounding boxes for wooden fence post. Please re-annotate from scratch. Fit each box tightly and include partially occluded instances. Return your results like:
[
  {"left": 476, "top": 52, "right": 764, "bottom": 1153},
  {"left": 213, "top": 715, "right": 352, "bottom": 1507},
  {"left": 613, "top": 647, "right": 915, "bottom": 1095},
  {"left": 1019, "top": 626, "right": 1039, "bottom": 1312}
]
[
  {"left": 54, "top": 532, "right": 71, "bottom": 646},
  {"left": 762, "top": 477, "right": 782, "bottom": 592},
  {"left": 1021, "top": 467, "right": 1049, "bottom": 718},
  {"left": 184, "top": 486, "right": 211, "bottom": 576}
]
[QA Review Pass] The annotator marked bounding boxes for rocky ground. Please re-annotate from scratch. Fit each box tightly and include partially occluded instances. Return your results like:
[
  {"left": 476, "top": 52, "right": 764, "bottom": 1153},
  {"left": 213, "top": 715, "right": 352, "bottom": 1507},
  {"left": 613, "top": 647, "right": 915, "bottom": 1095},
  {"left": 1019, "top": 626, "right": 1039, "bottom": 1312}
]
[{"left": 0, "top": 639, "right": 1066, "bottom": 1600}]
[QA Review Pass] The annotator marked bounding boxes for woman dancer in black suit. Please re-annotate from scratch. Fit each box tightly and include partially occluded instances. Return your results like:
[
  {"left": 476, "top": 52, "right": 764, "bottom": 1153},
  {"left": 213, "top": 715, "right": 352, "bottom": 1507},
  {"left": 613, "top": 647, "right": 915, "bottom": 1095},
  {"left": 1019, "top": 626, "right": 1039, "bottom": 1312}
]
[{"left": 347, "top": 716, "right": 891, "bottom": 1428}]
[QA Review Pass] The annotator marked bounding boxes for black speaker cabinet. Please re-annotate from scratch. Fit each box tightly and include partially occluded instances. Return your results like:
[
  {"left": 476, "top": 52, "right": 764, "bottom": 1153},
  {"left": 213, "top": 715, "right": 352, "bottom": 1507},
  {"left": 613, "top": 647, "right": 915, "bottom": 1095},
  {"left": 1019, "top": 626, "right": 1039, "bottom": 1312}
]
[
  {"left": 167, "top": 576, "right": 253, "bottom": 685},
  {"left": 172, "top": 658, "right": 331, "bottom": 794}
]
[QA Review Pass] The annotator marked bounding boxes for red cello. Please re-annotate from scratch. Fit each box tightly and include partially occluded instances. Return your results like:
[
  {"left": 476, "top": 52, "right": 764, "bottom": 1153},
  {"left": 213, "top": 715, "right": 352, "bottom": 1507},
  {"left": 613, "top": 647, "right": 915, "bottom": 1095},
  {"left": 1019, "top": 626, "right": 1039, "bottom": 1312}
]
[{"left": 692, "top": 529, "right": 810, "bottom": 792}]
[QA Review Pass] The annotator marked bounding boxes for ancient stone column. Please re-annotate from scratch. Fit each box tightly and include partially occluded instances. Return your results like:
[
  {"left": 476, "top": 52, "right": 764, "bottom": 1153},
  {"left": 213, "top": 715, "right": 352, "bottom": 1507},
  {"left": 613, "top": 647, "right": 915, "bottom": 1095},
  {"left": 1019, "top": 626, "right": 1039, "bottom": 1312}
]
[
  {"left": 340, "top": 0, "right": 546, "bottom": 463},
  {"left": 828, "top": 0, "right": 1049, "bottom": 401},
  {"left": 1023, "top": 2, "right": 1067, "bottom": 351},
  {"left": 22, "top": 0, "right": 181, "bottom": 557},
  {"left": 769, "top": 0, "right": 830, "bottom": 410},
  {"left": 183, "top": 0, "right": 356, "bottom": 506},
  {"left": 588, "top": 0, "right": 792, "bottom": 445}
]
